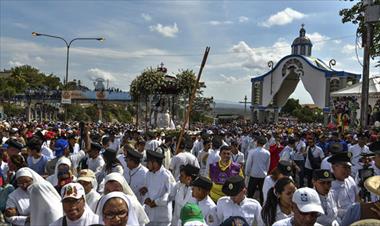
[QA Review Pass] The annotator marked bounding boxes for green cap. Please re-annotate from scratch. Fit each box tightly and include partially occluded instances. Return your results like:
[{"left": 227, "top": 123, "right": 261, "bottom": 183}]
[{"left": 180, "top": 203, "right": 205, "bottom": 225}]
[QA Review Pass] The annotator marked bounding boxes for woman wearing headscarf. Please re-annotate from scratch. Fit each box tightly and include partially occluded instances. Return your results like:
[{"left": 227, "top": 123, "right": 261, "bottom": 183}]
[
  {"left": 46, "top": 156, "right": 76, "bottom": 193},
  {"left": 4, "top": 167, "right": 45, "bottom": 225},
  {"left": 96, "top": 172, "right": 149, "bottom": 225},
  {"left": 97, "top": 191, "right": 140, "bottom": 226}
]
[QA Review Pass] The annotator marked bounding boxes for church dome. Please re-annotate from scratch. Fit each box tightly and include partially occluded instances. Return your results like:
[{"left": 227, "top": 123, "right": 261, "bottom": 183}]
[
  {"left": 291, "top": 24, "right": 313, "bottom": 56},
  {"left": 292, "top": 36, "right": 312, "bottom": 46}
]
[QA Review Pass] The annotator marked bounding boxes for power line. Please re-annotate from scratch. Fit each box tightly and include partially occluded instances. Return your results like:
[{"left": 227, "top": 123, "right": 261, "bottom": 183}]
[{"left": 118, "top": 34, "right": 355, "bottom": 58}]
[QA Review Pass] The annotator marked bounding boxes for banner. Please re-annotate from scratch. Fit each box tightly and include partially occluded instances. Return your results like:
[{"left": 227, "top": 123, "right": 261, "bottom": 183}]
[{"left": 61, "top": 91, "right": 72, "bottom": 104}]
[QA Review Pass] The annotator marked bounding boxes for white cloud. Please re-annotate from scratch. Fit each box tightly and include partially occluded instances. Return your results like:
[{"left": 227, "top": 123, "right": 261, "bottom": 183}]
[
  {"left": 35, "top": 56, "right": 45, "bottom": 63},
  {"left": 86, "top": 68, "right": 116, "bottom": 81},
  {"left": 208, "top": 20, "right": 233, "bottom": 26},
  {"left": 219, "top": 74, "right": 251, "bottom": 83},
  {"left": 334, "top": 40, "right": 342, "bottom": 44},
  {"left": 238, "top": 16, "right": 249, "bottom": 23},
  {"left": 230, "top": 39, "right": 290, "bottom": 70},
  {"left": 342, "top": 44, "right": 356, "bottom": 54},
  {"left": 307, "top": 32, "right": 329, "bottom": 50},
  {"left": 1, "top": 37, "right": 170, "bottom": 60},
  {"left": 8, "top": 60, "right": 24, "bottom": 67},
  {"left": 141, "top": 13, "right": 152, "bottom": 21},
  {"left": 206, "top": 62, "right": 242, "bottom": 69},
  {"left": 260, "top": 8, "right": 306, "bottom": 27},
  {"left": 149, "top": 23, "right": 179, "bottom": 38}
]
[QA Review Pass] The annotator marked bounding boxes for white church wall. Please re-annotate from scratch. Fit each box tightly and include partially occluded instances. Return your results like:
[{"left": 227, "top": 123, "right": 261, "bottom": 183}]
[{"left": 260, "top": 56, "right": 327, "bottom": 108}]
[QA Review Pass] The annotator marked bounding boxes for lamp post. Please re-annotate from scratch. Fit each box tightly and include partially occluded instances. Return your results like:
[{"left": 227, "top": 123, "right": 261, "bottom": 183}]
[{"left": 32, "top": 32, "right": 104, "bottom": 85}]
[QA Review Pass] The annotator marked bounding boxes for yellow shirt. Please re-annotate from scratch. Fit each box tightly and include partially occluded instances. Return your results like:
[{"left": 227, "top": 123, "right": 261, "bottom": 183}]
[{"left": 209, "top": 160, "right": 244, "bottom": 202}]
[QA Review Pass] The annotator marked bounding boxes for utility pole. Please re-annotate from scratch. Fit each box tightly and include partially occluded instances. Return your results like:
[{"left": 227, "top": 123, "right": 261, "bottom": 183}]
[{"left": 360, "top": 0, "right": 379, "bottom": 129}]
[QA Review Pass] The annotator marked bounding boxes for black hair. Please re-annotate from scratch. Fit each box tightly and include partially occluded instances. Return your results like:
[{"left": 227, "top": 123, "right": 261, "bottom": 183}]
[
  {"left": 126, "top": 156, "right": 141, "bottom": 165},
  {"left": 102, "top": 150, "right": 121, "bottom": 174},
  {"left": 261, "top": 177, "right": 295, "bottom": 226},
  {"left": 212, "top": 136, "right": 223, "bottom": 149},
  {"left": 179, "top": 167, "right": 198, "bottom": 181},
  {"left": 148, "top": 157, "right": 163, "bottom": 166},
  {"left": 220, "top": 145, "right": 231, "bottom": 153},
  {"left": 28, "top": 137, "right": 43, "bottom": 153}
]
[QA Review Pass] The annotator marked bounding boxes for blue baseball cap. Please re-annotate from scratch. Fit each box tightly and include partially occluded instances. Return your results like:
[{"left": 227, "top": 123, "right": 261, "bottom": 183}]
[{"left": 55, "top": 139, "right": 69, "bottom": 157}]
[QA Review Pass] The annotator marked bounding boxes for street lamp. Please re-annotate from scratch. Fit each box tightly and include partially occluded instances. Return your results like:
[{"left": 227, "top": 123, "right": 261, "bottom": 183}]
[{"left": 32, "top": 32, "right": 104, "bottom": 85}]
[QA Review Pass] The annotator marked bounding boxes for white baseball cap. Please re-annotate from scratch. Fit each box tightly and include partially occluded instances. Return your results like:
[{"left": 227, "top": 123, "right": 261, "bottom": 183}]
[
  {"left": 292, "top": 187, "right": 324, "bottom": 214},
  {"left": 61, "top": 183, "right": 85, "bottom": 200}
]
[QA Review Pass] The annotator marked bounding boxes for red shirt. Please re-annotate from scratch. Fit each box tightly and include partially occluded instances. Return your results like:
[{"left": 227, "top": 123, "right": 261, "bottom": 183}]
[{"left": 269, "top": 143, "right": 284, "bottom": 173}]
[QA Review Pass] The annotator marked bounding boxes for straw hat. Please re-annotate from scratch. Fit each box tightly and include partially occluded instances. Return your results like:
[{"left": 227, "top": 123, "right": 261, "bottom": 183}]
[{"left": 364, "top": 175, "right": 380, "bottom": 196}]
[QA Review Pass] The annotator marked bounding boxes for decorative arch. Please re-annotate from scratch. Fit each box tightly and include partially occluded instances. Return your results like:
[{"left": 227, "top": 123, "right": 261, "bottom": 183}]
[{"left": 251, "top": 54, "right": 360, "bottom": 123}]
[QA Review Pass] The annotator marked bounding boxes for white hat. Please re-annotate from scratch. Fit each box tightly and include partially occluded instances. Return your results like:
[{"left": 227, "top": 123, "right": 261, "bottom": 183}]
[
  {"left": 292, "top": 187, "right": 324, "bottom": 214},
  {"left": 61, "top": 183, "right": 85, "bottom": 200}
]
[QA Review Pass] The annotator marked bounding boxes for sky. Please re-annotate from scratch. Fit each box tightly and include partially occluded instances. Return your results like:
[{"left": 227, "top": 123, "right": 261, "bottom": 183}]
[{"left": 1, "top": 0, "right": 379, "bottom": 104}]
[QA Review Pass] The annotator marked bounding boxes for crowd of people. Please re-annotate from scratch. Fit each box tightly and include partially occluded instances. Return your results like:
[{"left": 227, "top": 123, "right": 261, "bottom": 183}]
[{"left": 0, "top": 120, "right": 379, "bottom": 226}]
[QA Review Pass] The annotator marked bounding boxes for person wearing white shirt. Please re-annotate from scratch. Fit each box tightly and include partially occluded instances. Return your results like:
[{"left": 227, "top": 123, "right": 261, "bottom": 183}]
[
  {"left": 5, "top": 170, "right": 32, "bottom": 226},
  {"left": 170, "top": 142, "right": 199, "bottom": 181},
  {"left": 140, "top": 148, "right": 176, "bottom": 226},
  {"left": 279, "top": 138, "right": 296, "bottom": 163},
  {"left": 76, "top": 169, "right": 101, "bottom": 212},
  {"left": 191, "top": 176, "right": 217, "bottom": 226},
  {"left": 191, "top": 135, "right": 204, "bottom": 158},
  {"left": 262, "top": 177, "right": 296, "bottom": 226},
  {"left": 231, "top": 140, "right": 244, "bottom": 168},
  {"left": 312, "top": 169, "right": 340, "bottom": 226},
  {"left": 216, "top": 176, "right": 263, "bottom": 226},
  {"left": 49, "top": 183, "right": 99, "bottom": 226},
  {"left": 41, "top": 144, "right": 55, "bottom": 160},
  {"left": 145, "top": 134, "right": 160, "bottom": 151},
  {"left": 197, "top": 140, "right": 211, "bottom": 177},
  {"left": 67, "top": 134, "right": 80, "bottom": 154},
  {"left": 87, "top": 142, "right": 105, "bottom": 174},
  {"left": 240, "top": 133, "right": 252, "bottom": 161},
  {"left": 170, "top": 164, "right": 199, "bottom": 225},
  {"left": 304, "top": 136, "right": 324, "bottom": 188},
  {"left": 205, "top": 136, "right": 223, "bottom": 175},
  {"left": 348, "top": 134, "right": 370, "bottom": 178},
  {"left": 262, "top": 160, "right": 293, "bottom": 204},
  {"left": 321, "top": 143, "right": 343, "bottom": 171},
  {"left": 123, "top": 148, "right": 148, "bottom": 204},
  {"left": 328, "top": 152, "right": 360, "bottom": 219},
  {"left": 293, "top": 135, "right": 306, "bottom": 187},
  {"left": 245, "top": 136, "right": 270, "bottom": 204},
  {"left": 272, "top": 188, "right": 324, "bottom": 226}
]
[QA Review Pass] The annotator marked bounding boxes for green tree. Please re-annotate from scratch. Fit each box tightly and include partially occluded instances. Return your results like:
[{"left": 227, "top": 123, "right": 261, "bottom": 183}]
[
  {"left": 339, "top": 0, "right": 380, "bottom": 59},
  {"left": 281, "top": 98, "right": 302, "bottom": 115}
]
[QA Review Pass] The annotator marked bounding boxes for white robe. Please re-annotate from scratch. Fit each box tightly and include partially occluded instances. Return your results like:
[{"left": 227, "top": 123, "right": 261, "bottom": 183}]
[
  {"left": 124, "top": 164, "right": 148, "bottom": 204},
  {"left": 171, "top": 183, "right": 196, "bottom": 225},
  {"left": 5, "top": 188, "right": 30, "bottom": 226},
  {"left": 197, "top": 196, "right": 217, "bottom": 226},
  {"left": 144, "top": 166, "right": 175, "bottom": 225},
  {"left": 86, "top": 189, "right": 101, "bottom": 212},
  {"left": 29, "top": 182, "right": 63, "bottom": 226}
]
